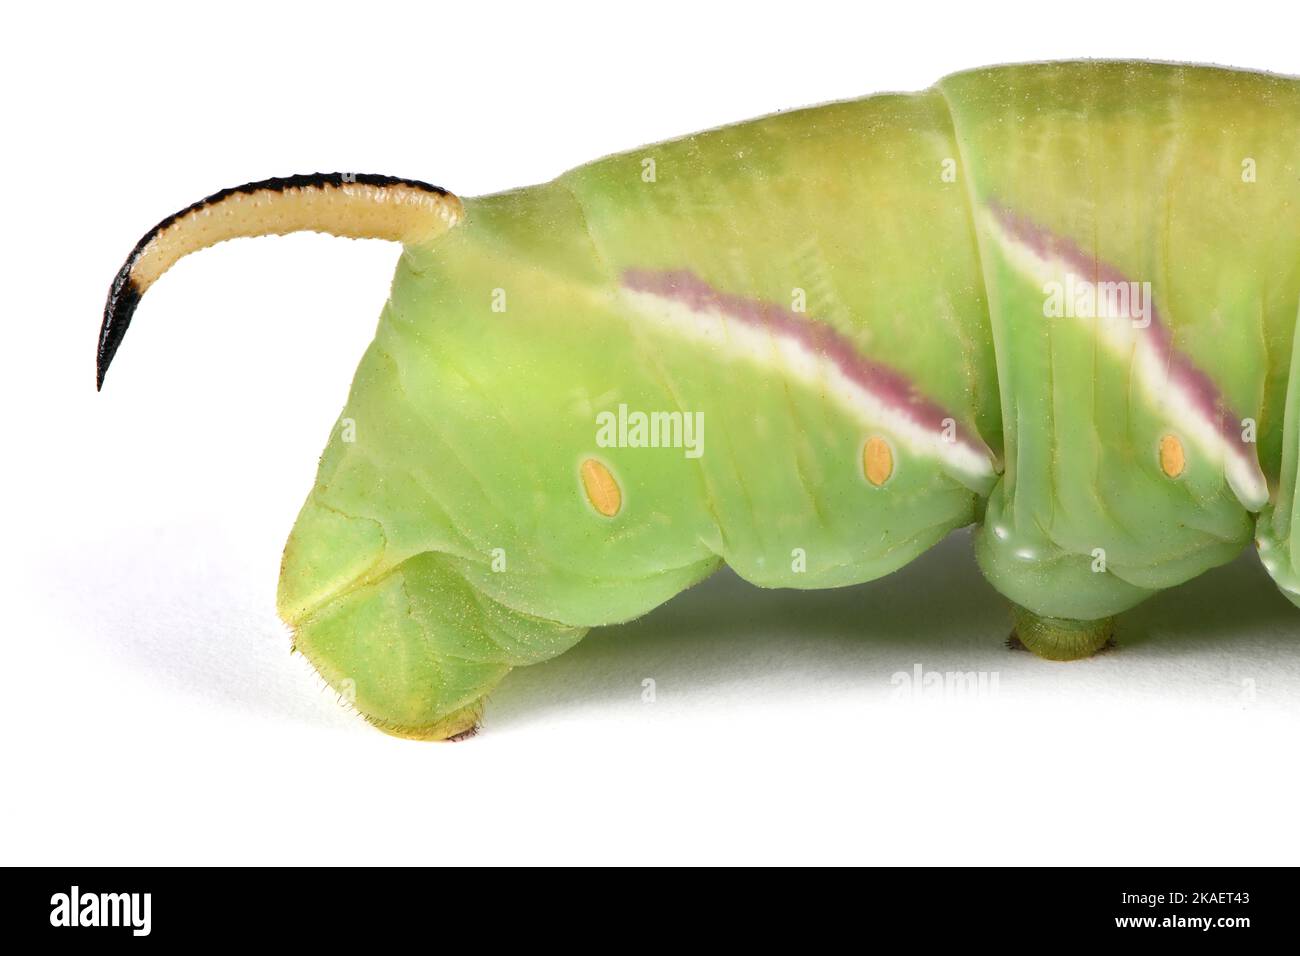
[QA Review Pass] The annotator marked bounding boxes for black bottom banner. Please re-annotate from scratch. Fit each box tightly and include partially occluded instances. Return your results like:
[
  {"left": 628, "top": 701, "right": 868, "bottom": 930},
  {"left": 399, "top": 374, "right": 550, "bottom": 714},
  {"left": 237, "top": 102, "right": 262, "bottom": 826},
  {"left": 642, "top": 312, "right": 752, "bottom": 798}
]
[{"left": 7, "top": 866, "right": 1292, "bottom": 943}]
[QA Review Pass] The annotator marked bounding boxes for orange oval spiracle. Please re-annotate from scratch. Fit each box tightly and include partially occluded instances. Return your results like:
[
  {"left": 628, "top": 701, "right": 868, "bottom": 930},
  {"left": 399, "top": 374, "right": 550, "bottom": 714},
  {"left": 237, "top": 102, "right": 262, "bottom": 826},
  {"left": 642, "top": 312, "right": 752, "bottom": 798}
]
[
  {"left": 863, "top": 436, "right": 894, "bottom": 487},
  {"left": 1158, "top": 434, "right": 1186, "bottom": 479},
  {"left": 580, "top": 458, "right": 622, "bottom": 516}
]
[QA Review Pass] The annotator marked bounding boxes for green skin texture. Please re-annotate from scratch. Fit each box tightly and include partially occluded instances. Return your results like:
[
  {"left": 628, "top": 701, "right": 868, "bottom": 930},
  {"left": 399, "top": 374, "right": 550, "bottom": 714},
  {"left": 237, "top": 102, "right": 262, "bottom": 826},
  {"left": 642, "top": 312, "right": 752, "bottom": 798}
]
[{"left": 274, "top": 62, "right": 1300, "bottom": 737}]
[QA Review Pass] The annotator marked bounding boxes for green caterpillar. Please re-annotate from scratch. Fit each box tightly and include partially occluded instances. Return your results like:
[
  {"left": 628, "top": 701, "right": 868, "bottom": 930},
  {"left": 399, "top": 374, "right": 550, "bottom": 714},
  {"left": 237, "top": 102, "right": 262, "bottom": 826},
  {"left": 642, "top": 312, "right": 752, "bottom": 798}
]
[{"left": 99, "top": 61, "right": 1300, "bottom": 739}]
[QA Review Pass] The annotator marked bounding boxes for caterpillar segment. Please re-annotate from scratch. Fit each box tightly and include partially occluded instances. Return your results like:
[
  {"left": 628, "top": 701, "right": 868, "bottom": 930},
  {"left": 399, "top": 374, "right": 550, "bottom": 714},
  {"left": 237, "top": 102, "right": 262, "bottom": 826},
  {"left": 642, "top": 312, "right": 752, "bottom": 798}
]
[
  {"left": 1257, "top": 301, "right": 1300, "bottom": 607},
  {"left": 99, "top": 62, "right": 1300, "bottom": 738},
  {"left": 940, "top": 63, "right": 1300, "bottom": 656}
]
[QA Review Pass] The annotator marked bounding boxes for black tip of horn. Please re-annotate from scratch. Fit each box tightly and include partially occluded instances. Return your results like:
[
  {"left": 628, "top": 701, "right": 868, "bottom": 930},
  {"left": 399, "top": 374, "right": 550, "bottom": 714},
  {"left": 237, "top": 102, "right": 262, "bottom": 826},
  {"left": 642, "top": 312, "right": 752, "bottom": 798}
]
[{"left": 97, "top": 262, "right": 141, "bottom": 391}]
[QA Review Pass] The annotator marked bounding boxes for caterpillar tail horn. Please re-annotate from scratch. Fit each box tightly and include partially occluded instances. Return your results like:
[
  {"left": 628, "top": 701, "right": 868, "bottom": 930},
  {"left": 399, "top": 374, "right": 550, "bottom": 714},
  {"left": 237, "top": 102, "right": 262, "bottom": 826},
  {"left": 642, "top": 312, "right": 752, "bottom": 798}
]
[{"left": 96, "top": 173, "right": 463, "bottom": 390}]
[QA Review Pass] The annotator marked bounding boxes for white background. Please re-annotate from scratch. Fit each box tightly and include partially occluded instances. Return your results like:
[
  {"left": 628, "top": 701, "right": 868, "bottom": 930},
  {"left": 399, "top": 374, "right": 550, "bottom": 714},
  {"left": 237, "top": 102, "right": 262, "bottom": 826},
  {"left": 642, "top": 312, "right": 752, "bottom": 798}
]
[{"left": 3, "top": 1, "right": 1298, "bottom": 865}]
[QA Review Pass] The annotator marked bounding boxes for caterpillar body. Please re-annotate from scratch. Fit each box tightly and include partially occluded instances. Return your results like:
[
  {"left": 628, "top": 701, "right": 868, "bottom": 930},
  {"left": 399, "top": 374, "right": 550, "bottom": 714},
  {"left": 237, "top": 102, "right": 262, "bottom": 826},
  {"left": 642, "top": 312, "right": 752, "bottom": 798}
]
[{"left": 99, "top": 61, "right": 1300, "bottom": 739}]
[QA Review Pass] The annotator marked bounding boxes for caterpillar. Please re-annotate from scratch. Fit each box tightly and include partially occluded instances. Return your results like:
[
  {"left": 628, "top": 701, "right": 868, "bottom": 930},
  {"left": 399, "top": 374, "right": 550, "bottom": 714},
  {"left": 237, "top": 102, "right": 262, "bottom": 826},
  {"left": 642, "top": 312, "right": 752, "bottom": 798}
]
[{"left": 98, "top": 61, "right": 1300, "bottom": 740}]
